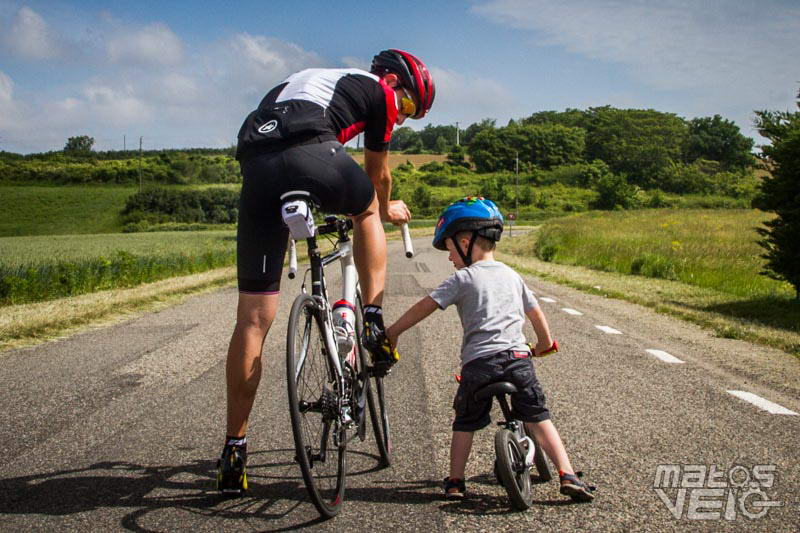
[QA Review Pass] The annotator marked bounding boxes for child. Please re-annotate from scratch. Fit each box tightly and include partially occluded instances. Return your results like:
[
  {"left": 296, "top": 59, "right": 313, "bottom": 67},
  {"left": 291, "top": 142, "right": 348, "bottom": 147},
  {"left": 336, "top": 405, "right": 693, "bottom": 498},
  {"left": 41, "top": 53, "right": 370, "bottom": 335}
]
[{"left": 385, "top": 197, "right": 595, "bottom": 502}]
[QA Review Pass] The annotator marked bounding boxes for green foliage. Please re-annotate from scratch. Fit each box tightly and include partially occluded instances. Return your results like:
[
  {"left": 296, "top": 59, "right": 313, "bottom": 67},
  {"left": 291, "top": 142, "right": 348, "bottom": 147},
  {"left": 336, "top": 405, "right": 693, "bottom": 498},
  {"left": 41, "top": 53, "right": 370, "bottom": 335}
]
[
  {"left": 64, "top": 135, "right": 95, "bottom": 154},
  {"left": 446, "top": 145, "right": 470, "bottom": 168},
  {"left": 461, "top": 118, "right": 496, "bottom": 146},
  {"left": 591, "top": 172, "right": 640, "bottom": 210},
  {"left": 467, "top": 123, "right": 585, "bottom": 172},
  {"left": 686, "top": 115, "right": 755, "bottom": 170},
  {"left": 412, "top": 184, "right": 432, "bottom": 209},
  {"left": 121, "top": 187, "right": 239, "bottom": 230},
  {"left": 585, "top": 106, "right": 688, "bottom": 189},
  {"left": 0, "top": 151, "right": 241, "bottom": 185},
  {"left": 389, "top": 126, "right": 420, "bottom": 152},
  {"left": 752, "top": 91, "right": 800, "bottom": 298}
]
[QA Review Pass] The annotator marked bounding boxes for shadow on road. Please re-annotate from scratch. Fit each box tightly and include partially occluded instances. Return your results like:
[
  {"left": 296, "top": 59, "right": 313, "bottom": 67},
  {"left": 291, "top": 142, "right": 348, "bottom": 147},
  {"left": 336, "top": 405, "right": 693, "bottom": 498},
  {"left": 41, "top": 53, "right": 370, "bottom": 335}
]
[{"left": 0, "top": 448, "right": 443, "bottom": 531}]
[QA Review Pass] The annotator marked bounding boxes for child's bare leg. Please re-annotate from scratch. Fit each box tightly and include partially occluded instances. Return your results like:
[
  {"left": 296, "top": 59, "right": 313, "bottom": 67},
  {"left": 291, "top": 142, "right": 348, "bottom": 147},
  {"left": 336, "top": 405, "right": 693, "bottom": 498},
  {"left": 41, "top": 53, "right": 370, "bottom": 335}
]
[
  {"left": 449, "top": 431, "right": 474, "bottom": 480},
  {"left": 525, "top": 420, "right": 574, "bottom": 475}
]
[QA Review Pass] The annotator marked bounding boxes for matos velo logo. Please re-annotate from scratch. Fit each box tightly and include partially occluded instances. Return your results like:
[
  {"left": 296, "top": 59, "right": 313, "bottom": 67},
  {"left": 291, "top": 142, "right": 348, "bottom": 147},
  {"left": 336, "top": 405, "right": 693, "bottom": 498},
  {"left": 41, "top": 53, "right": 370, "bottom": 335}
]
[{"left": 653, "top": 464, "right": 782, "bottom": 520}]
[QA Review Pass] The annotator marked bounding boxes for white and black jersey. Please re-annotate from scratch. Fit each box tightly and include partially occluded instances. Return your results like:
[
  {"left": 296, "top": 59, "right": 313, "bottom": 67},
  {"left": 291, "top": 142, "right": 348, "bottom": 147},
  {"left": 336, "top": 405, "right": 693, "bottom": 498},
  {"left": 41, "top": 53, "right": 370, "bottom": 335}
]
[{"left": 236, "top": 68, "right": 398, "bottom": 160}]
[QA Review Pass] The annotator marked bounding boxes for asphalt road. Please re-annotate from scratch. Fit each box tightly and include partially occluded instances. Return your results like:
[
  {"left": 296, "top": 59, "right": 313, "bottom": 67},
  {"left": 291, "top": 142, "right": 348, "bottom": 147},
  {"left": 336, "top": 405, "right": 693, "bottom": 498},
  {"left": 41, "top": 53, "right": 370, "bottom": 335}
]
[{"left": 1, "top": 236, "right": 798, "bottom": 532}]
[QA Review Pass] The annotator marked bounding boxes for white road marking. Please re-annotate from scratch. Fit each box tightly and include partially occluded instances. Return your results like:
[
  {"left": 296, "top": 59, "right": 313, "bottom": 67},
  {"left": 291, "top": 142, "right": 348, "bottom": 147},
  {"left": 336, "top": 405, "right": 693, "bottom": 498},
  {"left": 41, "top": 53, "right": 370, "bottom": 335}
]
[
  {"left": 540, "top": 297, "right": 557, "bottom": 303},
  {"left": 561, "top": 308, "right": 583, "bottom": 316},
  {"left": 645, "top": 349, "right": 685, "bottom": 364},
  {"left": 726, "top": 391, "right": 798, "bottom": 415},
  {"left": 595, "top": 325, "right": 622, "bottom": 334}
]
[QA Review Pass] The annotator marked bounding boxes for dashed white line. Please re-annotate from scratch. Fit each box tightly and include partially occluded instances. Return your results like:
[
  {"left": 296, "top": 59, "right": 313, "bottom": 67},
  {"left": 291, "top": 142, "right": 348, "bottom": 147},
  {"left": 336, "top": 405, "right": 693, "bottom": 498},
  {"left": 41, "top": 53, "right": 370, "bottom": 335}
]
[
  {"left": 645, "top": 349, "right": 685, "bottom": 364},
  {"left": 540, "top": 297, "right": 557, "bottom": 303},
  {"left": 726, "top": 391, "right": 798, "bottom": 415},
  {"left": 561, "top": 308, "right": 583, "bottom": 316},
  {"left": 595, "top": 325, "right": 622, "bottom": 334}
]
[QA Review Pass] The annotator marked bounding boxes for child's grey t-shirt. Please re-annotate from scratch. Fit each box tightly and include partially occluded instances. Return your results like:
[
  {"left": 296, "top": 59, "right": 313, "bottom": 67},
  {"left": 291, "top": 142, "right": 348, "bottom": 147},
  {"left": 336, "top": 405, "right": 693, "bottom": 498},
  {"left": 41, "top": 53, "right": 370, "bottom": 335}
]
[{"left": 429, "top": 260, "right": 539, "bottom": 367}]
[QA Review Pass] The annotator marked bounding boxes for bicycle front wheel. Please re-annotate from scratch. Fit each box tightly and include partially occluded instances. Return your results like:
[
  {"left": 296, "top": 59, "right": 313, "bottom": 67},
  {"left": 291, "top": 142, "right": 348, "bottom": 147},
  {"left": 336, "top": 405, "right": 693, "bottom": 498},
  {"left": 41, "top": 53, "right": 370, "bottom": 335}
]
[
  {"left": 494, "top": 428, "right": 532, "bottom": 510},
  {"left": 355, "top": 293, "right": 392, "bottom": 467},
  {"left": 286, "top": 293, "right": 346, "bottom": 518}
]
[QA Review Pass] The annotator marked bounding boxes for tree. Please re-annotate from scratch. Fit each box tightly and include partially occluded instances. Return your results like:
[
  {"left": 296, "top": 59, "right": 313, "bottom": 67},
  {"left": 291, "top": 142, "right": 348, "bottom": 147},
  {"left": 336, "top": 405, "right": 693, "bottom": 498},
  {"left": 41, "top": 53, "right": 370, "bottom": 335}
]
[
  {"left": 752, "top": 89, "right": 800, "bottom": 299},
  {"left": 585, "top": 107, "right": 688, "bottom": 189},
  {"left": 685, "top": 115, "right": 754, "bottom": 170},
  {"left": 389, "top": 126, "right": 420, "bottom": 151},
  {"left": 64, "top": 135, "right": 95, "bottom": 154},
  {"left": 462, "top": 118, "right": 496, "bottom": 146},
  {"left": 435, "top": 135, "right": 448, "bottom": 154}
]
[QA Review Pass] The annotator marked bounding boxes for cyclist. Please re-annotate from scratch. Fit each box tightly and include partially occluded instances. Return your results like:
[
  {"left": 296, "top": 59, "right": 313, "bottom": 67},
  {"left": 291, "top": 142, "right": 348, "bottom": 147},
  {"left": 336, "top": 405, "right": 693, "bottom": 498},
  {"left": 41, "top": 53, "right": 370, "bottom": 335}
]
[
  {"left": 385, "top": 197, "right": 596, "bottom": 501},
  {"left": 216, "top": 49, "right": 435, "bottom": 494}
]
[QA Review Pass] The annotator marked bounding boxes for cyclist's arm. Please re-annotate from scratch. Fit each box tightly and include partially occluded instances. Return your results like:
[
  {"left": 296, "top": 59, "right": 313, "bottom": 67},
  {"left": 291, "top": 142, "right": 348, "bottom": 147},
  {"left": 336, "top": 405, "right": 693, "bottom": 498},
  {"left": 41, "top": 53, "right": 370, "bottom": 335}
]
[
  {"left": 524, "top": 306, "right": 554, "bottom": 355},
  {"left": 385, "top": 295, "right": 439, "bottom": 348},
  {"left": 364, "top": 148, "right": 410, "bottom": 224}
]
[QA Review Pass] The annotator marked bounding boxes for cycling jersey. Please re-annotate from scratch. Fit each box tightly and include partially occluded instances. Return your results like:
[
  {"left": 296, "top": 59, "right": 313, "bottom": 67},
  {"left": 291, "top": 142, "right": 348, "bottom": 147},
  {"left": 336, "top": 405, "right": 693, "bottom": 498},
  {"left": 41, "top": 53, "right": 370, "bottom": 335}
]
[{"left": 235, "top": 68, "right": 398, "bottom": 160}]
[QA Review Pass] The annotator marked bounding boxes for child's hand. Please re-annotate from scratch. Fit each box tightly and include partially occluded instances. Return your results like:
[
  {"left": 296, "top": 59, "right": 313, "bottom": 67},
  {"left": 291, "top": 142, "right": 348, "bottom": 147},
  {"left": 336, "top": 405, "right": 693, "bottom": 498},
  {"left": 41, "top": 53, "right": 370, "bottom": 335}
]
[
  {"left": 385, "top": 326, "right": 399, "bottom": 350},
  {"left": 533, "top": 339, "right": 558, "bottom": 357}
]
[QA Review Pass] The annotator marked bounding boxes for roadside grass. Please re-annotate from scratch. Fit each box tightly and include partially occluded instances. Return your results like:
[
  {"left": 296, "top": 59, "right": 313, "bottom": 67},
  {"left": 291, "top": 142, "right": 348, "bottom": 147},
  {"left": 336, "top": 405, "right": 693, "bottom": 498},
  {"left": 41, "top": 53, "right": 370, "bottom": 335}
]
[
  {"left": 0, "top": 230, "right": 236, "bottom": 305},
  {"left": 530, "top": 209, "right": 792, "bottom": 300},
  {"left": 498, "top": 212, "right": 800, "bottom": 356},
  {"left": 0, "top": 267, "right": 236, "bottom": 352}
]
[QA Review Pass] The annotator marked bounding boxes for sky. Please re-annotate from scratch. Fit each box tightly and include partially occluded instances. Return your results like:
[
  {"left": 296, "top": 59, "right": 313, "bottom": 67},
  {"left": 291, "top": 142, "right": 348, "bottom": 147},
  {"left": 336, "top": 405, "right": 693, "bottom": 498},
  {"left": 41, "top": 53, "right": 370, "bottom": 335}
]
[{"left": 0, "top": 0, "right": 798, "bottom": 154}]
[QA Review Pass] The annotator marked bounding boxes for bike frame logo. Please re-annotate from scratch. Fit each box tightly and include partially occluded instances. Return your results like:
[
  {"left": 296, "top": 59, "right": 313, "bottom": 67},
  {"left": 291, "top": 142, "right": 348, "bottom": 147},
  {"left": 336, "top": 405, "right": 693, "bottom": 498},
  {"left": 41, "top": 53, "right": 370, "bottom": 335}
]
[{"left": 653, "top": 464, "right": 782, "bottom": 520}]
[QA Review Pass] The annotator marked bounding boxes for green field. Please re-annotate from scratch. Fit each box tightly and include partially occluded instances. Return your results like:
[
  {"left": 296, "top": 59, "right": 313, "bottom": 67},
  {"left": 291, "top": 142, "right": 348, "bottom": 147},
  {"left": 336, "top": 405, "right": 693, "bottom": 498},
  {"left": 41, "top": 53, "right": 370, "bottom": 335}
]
[
  {"left": 0, "top": 185, "right": 136, "bottom": 236},
  {"left": 527, "top": 209, "right": 792, "bottom": 299},
  {"left": 0, "top": 231, "right": 236, "bottom": 305}
]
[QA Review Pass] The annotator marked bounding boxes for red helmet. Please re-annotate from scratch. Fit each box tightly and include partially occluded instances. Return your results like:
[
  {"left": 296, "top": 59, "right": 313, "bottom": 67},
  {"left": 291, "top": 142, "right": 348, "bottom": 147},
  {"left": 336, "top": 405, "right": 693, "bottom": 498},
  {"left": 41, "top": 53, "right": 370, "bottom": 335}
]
[{"left": 371, "top": 49, "right": 435, "bottom": 119}]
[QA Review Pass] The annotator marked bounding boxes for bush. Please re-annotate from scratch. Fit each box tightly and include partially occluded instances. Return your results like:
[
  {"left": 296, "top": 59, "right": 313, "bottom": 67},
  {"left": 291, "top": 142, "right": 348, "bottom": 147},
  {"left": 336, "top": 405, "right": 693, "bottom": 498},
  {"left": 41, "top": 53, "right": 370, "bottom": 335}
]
[
  {"left": 121, "top": 187, "right": 239, "bottom": 225},
  {"left": 591, "top": 173, "right": 639, "bottom": 209}
]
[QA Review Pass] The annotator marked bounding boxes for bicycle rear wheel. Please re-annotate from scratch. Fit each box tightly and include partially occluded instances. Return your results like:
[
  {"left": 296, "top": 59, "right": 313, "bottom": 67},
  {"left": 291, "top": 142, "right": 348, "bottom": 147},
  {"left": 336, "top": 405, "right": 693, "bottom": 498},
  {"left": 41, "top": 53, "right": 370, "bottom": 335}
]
[
  {"left": 287, "top": 294, "right": 346, "bottom": 518},
  {"left": 355, "top": 292, "right": 391, "bottom": 467},
  {"left": 494, "top": 429, "right": 532, "bottom": 510}
]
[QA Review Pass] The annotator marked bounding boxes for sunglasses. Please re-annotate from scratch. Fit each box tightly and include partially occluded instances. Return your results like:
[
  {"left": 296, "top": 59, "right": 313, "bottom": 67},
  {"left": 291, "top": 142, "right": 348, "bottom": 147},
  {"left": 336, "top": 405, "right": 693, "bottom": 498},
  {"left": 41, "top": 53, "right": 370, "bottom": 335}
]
[{"left": 398, "top": 86, "right": 417, "bottom": 117}]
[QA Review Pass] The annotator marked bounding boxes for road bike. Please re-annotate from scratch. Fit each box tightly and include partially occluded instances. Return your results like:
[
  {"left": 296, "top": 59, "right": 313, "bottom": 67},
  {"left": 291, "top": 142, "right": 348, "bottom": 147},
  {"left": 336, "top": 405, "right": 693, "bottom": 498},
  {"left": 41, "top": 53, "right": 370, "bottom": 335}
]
[
  {"left": 476, "top": 380, "right": 552, "bottom": 510},
  {"left": 282, "top": 190, "right": 413, "bottom": 518}
]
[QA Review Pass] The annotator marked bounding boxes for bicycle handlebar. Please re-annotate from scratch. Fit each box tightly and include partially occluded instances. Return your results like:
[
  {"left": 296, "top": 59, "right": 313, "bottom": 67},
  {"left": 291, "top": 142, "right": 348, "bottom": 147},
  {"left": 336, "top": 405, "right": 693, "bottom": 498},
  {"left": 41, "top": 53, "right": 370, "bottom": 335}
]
[{"left": 401, "top": 223, "right": 413, "bottom": 258}]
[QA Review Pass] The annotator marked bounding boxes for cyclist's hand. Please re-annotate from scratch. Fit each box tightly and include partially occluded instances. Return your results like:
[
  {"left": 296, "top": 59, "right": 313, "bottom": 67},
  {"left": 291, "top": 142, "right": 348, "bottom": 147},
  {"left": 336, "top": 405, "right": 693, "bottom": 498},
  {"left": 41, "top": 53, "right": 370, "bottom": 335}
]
[{"left": 382, "top": 200, "right": 411, "bottom": 225}]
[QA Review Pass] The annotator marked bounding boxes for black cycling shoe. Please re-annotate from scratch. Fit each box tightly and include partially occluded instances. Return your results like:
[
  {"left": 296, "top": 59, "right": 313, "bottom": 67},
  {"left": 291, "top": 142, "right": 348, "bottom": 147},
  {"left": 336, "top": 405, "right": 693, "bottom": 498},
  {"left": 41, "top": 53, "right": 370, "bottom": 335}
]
[
  {"left": 362, "top": 319, "right": 399, "bottom": 376},
  {"left": 559, "top": 471, "right": 596, "bottom": 502},
  {"left": 216, "top": 445, "right": 248, "bottom": 496}
]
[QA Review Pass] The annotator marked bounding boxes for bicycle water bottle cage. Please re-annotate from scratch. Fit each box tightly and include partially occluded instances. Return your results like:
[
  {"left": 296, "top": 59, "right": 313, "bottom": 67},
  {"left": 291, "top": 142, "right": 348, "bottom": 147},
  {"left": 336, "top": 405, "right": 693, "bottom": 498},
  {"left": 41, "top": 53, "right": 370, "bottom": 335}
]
[{"left": 280, "top": 191, "right": 317, "bottom": 239}]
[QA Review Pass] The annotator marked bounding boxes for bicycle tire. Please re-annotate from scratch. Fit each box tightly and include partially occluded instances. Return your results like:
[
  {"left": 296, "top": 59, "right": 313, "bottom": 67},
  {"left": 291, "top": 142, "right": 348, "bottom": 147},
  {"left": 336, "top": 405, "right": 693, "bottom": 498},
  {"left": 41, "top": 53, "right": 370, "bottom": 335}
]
[
  {"left": 494, "top": 429, "right": 532, "bottom": 510},
  {"left": 524, "top": 424, "right": 552, "bottom": 481},
  {"left": 287, "top": 293, "right": 346, "bottom": 518},
  {"left": 356, "top": 292, "right": 392, "bottom": 466}
]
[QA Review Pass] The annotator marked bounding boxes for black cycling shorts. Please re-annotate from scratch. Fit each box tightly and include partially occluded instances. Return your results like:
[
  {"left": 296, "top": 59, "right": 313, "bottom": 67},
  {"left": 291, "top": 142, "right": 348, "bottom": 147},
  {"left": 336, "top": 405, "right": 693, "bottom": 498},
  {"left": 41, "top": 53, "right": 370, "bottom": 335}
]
[
  {"left": 453, "top": 350, "right": 551, "bottom": 432},
  {"left": 237, "top": 140, "right": 375, "bottom": 293}
]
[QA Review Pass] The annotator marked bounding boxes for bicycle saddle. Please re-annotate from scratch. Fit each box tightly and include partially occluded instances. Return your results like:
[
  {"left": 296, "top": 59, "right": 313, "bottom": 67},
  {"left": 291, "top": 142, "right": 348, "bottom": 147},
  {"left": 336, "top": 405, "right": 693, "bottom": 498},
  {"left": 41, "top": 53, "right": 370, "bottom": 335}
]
[{"left": 474, "top": 381, "right": 518, "bottom": 401}]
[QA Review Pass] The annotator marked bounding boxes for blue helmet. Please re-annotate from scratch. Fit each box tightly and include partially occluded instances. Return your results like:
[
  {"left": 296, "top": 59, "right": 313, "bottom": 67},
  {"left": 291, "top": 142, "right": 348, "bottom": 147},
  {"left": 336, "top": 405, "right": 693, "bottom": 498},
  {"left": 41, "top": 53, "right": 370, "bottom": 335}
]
[{"left": 432, "top": 196, "right": 504, "bottom": 252}]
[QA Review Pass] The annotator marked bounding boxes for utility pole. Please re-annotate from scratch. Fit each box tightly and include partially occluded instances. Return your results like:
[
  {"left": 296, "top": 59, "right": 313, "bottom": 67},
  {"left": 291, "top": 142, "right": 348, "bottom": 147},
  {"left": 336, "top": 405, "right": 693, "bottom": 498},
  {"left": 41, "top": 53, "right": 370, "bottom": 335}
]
[
  {"left": 455, "top": 121, "right": 460, "bottom": 146},
  {"left": 138, "top": 136, "right": 143, "bottom": 192},
  {"left": 123, "top": 135, "right": 126, "bottom": 151},
  {"left": 515, "top": 151, "right": 519, "bottom": 235}
]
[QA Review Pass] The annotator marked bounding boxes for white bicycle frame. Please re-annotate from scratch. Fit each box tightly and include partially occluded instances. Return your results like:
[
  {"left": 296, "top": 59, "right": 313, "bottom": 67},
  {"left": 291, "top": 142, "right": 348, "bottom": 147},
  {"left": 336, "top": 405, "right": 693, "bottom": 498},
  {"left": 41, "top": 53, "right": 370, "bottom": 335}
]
[{"left": 283, "top": 192, "right": 413, "bottom": 388}]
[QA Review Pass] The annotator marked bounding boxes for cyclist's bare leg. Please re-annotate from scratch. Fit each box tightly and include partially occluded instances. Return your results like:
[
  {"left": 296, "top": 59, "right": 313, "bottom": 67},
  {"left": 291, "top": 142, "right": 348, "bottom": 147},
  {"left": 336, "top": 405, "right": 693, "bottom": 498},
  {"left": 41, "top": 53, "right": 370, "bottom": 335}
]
[
  {"left": 449, "top": 430, "right": 474, "bottom": 480},
  {"left": 524, "top": 420, "right": 574, "bottom": 475},
  {"left": 351, "top": 194, "right": 386, "bottom": 307},
  {"left": 226, "top": 292, "right": 279, "bottom": 437}
]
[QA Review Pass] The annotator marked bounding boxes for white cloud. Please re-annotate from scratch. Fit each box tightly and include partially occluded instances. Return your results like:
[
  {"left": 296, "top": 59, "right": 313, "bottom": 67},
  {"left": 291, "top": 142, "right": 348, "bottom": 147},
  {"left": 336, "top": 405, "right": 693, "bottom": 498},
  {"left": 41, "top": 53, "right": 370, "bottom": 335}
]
[
  {"left": 473, "top": 1, "right": 800, "bottom": 97},
  {"left": 472, "top": 0, "right": 800, "bottom": 139},
  {"left": 4, "top": 6, "right": 60, "bottom": 59},
  {"left": 422, "top": 66, "right": 518, "bottom": 127},
  {"left": 107, "top": 22, "right": 184, "bottom": 67},
  {"left": 226, "top": 34, "right": 325, "bottom": 86},
  {"left": 0, "top": 70, "right": 13, "bottom": 103},
  {"left": 341, "top": 56, "right": 370, "bottom": 71}
]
